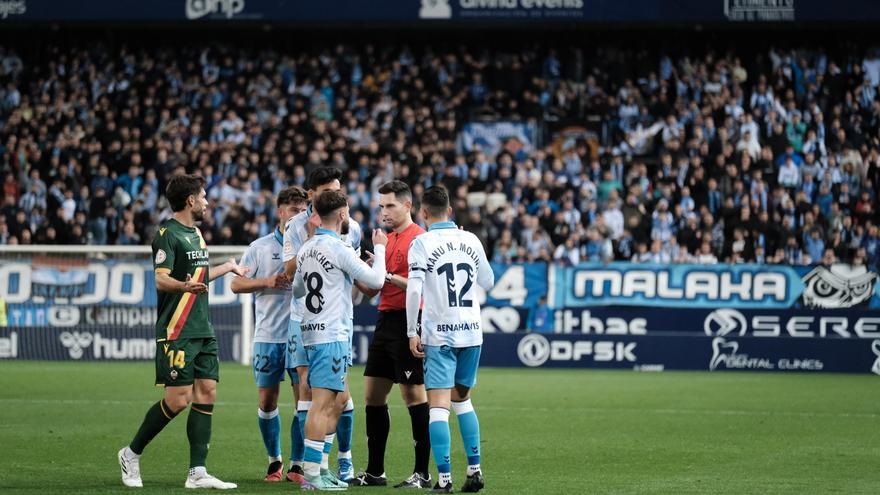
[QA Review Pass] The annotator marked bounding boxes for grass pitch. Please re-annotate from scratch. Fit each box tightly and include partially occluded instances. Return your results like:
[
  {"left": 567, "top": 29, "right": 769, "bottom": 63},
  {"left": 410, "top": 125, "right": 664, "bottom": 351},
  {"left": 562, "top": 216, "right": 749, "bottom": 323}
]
[{"left": 0, "top": 362, "right": 878, "bottom": 494}]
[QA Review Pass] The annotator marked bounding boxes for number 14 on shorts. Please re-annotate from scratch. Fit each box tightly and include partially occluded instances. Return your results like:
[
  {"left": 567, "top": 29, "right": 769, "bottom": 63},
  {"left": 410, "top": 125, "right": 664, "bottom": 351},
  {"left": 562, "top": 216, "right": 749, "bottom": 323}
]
[{"left": 165, "top": 347, "right": 186, "bottom": 368}]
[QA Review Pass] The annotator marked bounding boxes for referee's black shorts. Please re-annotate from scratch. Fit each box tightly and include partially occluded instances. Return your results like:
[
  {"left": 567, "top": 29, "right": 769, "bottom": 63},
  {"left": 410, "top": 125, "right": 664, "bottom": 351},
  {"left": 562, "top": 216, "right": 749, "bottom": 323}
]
[{"left": 364, "top": 310, "right": 424, "bottom": 385}]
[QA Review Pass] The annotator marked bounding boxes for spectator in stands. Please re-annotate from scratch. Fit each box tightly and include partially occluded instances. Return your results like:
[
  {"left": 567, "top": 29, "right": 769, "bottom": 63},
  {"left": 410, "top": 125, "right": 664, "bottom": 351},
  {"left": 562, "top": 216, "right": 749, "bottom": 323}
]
[
  {"left": 527, "top": 295, "right": 554, "bottom": 334},
  {"left": 862, "top": 225, "right": 880, "bottom": 268},
  {"left": 696, "top": 242, "right": 718, "bottom": 264}
]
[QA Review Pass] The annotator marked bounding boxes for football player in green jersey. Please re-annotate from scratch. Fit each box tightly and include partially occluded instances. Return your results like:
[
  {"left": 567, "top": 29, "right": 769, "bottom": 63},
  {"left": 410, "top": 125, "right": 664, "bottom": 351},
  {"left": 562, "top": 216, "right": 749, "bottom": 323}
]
[{"left": 118, "top": 174, "right": 247, "bottom": 490}]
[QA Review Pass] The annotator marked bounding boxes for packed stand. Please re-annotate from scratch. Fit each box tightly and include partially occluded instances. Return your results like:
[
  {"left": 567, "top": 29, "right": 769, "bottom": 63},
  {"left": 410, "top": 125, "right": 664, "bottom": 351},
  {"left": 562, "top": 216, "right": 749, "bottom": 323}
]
[{"left": 0, "top": 38, "right": 879, "bottom": 269}]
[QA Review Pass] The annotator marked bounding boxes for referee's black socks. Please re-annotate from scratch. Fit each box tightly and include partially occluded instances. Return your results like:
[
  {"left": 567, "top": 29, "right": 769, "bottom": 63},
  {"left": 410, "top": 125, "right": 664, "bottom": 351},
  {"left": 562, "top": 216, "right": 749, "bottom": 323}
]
[
  {"left": 408, "top": 402, "right": 431, "bottom": 478},
  {"left": 365, "top": 404, "right": 390, "bottom": 476}
]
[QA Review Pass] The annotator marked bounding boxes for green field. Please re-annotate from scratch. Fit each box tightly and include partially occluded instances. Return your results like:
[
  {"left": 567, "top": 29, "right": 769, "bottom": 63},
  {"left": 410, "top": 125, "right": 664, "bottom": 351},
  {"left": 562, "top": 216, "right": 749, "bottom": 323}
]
[{"left": 0, "top": 362, "right": 878, "bottom": 494}]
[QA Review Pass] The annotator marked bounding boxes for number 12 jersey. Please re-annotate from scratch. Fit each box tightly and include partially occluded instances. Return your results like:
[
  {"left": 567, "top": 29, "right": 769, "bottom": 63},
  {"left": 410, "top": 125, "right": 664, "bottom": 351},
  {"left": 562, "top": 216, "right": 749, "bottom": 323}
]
[{"left": 408, "top": 221, "right": 495, "bottom": 348}]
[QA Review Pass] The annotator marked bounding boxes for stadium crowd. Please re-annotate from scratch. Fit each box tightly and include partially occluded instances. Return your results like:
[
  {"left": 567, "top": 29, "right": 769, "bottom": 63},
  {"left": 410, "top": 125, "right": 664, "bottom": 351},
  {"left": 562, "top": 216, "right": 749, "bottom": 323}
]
[{"left": 1, "top": 37, "right": 879, "bottom": 268}]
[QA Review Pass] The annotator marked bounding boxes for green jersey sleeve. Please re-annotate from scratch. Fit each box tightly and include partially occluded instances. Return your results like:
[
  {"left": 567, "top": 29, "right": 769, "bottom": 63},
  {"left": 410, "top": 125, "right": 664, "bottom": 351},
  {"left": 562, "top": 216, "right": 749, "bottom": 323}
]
[{"left": 153, "top": 227, "right": 176, "bottom": 273}]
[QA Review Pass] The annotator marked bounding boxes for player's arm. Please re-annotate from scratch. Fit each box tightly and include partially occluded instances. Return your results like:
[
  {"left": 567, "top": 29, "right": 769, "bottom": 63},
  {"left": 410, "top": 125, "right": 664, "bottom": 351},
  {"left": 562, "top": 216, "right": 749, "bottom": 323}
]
[
  {"left": 209, "top": 257, "right": 248, "bottom": 282},
  {"left": 386, "top": 274, "right": 408, "bottom": 289},
  {"left": 355, "top": 281, "right": 379, "bottom": 298},
  {"left": 406, "top": 238, "right": 427, "bottom": 358},
  {"left": 284, "top": 257, "right": 297, "bottom": 279},
  {"left": 474, "top": 238, "right": 495, "bottom": 290},
  {"left": 283, "top": 217, "right": 303, "bottom": 278},
  {"left": 353, "top": 250, "right": 381, "bottom": 297},
  {"left": 230, "top": 246, "right": 289, "bottom": 293},
  {"left": 340, "top": 229, "right": 387, "bottom": 290},
  {"left": 156, "top": 271, "right": 207, "bottom": 294},
  {"left": 349, "top": 222, "right": 382, "bottom": 297},
  {"left": 232, "top": 273, "right": 289, "bottom": 292},
  {"left": 357, "top": 270, "right": 406, "bottom": 298},
  {"left": 153, "top": 231, "right": 206, "bottom": 293},
  {"left": 291, "top": 259, "right": 306, "bottom": 299}
]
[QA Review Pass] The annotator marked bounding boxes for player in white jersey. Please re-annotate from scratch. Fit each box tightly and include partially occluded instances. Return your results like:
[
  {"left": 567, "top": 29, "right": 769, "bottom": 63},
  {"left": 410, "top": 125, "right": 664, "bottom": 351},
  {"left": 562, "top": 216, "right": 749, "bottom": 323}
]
[
  {"left": 232, "top": 186, "right": 308, "bottom": 482},
  {"left": 292, "top": 189, "right": 388, "bottom": 491},
  {"left": 283, "top": 167, "right": 363, "bottom": 484},
  {"left": 406, "top": 186, "right": 495, "bottom": 493}
]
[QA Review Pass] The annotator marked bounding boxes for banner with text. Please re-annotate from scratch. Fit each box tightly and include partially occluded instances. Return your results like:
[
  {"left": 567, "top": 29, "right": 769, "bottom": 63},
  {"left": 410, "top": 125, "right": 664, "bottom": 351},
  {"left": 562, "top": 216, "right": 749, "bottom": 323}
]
[
  {"left": 3, "top": 306, "right": 879, "bottom": 374},
  {"left": 4, "top": 1, "right": 880, "bottom": 23},
  {"left": 554, "top": 263, "right": 880, "bottom": 310}
]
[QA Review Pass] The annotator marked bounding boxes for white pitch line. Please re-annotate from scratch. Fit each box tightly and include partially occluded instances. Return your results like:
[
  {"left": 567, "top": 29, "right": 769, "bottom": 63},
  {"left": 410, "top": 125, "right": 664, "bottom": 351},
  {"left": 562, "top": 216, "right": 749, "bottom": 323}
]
[{"left": 0, "top": 398, "right": 876, "bottom": 419}]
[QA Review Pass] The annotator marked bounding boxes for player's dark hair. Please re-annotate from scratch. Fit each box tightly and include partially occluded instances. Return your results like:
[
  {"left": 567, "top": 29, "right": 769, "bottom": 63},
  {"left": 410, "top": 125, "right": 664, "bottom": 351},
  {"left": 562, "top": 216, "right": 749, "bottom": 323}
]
[
  {"left": 165, "top": 174, "right": 206, "bottom": 212},
  {"left": 307, "top": 166, "right": 343, "bottom": 190},
  {"left": 378, "top": 180, "right": 412, "bottom": 203},
  {"left": 314, "top": 189, "right": 349, "bottom": 218},
  {"left": 278, "top": 185, "right": 307, "bottom": 207},
  {"left": 421, "top": 185, "right": 450, "bottom": 218}
]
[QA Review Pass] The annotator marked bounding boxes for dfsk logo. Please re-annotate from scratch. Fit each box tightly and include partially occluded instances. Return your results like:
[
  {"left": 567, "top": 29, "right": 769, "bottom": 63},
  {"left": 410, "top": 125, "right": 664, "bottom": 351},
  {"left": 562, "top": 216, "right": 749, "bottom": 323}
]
[
  {"left": 518, "top": 334, "right": 551, "bottom": 366},
  {"left": 516, "top": 334, "right": 636, "bottom": 368}
]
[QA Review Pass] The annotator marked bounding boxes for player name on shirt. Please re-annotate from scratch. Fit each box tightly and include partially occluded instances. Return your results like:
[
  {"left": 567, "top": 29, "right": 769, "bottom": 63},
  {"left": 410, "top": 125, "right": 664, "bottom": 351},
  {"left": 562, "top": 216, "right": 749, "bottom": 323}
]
[
  {"left": 421, "top": 242, "right": 483, "bottom": 274},
  {"left": 300, "top": 247, "right": 335, "bottom": 273}
]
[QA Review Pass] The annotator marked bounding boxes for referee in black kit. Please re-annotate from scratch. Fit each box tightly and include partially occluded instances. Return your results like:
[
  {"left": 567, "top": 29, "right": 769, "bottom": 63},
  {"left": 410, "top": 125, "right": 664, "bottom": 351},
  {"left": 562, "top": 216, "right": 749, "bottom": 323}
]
[{"left": 352, "top": 181, "right": 431, "bottom": 488}]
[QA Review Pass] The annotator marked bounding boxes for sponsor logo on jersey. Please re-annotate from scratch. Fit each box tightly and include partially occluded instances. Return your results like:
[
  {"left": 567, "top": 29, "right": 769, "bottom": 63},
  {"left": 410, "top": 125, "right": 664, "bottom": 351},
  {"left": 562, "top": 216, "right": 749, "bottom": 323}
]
[{"left": 436, "top": 321, "right": 481, "bottom": 332}]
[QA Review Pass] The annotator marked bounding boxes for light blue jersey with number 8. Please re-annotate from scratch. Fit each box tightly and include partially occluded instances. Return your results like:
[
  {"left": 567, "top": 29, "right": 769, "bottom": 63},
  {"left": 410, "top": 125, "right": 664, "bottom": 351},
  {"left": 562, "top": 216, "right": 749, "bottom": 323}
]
[{"left": 292, "top": 228, "right": 386, "bottom": 346}]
